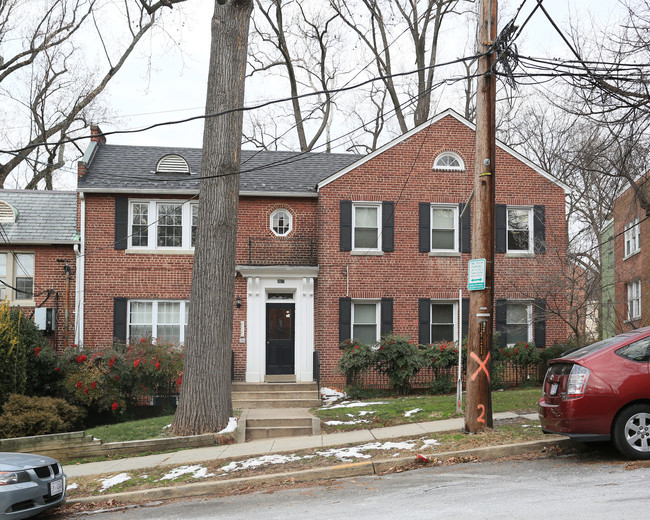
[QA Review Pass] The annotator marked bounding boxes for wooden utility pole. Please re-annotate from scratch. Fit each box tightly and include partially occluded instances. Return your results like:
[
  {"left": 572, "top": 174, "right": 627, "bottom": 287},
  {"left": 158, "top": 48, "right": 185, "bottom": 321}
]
[{"left": 465, "top": 0, "right": 497, "bottom": 433}]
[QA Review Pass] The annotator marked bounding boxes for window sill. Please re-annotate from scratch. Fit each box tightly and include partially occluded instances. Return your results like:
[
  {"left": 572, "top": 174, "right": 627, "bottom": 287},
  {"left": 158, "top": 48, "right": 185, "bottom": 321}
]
[
  {"left": 126, "top": 248, "right": 195, "bottom": 255},
  {"left": 625, "top": 317, "right": 642, "bottom": 323},
  {"left": 429, "top": 251, "right": 461, "bottom": 257},
  {"left": 10, "top": 299, "right": 35, "bottom": 307},
  {"left": 505, "top": 252, "right": 535, "bottom": 258},
  {"left": 624, "top": 250, "right": 641, "bottom": 261},
  {"left": 350, "top": 250, "right": 384, "bottom": 256}
]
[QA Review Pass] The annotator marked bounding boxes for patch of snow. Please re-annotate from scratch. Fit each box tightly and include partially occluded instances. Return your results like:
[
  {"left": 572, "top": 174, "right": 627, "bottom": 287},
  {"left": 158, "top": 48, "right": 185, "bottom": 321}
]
[
  {"left": 324, "top": 419, "right": 369, "bottom": 425},
  {"left": 163, "top": 424, "right": 171, "bottom": 429},
  {"left": 321, "top": 387, "right": 347, "bottom": 406},
  {"left": 99, "top": 473, "right": 131, "bottom": 492},
  {"left": 220, "top": 454, "right": 303, "bottom": 473},
  {"left": 521, "top": 424, "right": 541, "bottom": 428},
  {"left": 325, "top": 401, "right": 387, "bottom": 410},
  {"left": 66, "top": 483, "right": 78, "bottom": 491},
  {"left": 159, "top": 465, "right": 215, "bottom": 481},
  {"left": 404, "top": 408, "right": 423, "bottom": 417},
  {"left": 422, "top": 439, "right": 440, "bottom": 446},
  {"left": 356, "top": 410, "right": 377, "bottom": 416},
  {"left": 217, "top": 417, "right": 237, "bottom": 434},
  {"left": 317, "top": 440, "right": 417, "bottom": 462}
]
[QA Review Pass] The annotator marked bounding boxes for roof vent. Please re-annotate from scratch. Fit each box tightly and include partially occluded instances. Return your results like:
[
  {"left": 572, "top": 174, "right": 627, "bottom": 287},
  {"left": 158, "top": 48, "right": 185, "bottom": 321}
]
[
  {"left": 156, "top": 154, "right": 190, "bottom": 174},
  {"left": 0, "top": 201, "right": 17, "bottom": 222}
]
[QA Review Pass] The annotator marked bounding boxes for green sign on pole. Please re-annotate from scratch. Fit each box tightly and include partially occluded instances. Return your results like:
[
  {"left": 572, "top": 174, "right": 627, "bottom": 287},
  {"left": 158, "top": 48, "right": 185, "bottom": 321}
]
[{"left": 468, "top": 259, "right": 486, "bottom": 291}]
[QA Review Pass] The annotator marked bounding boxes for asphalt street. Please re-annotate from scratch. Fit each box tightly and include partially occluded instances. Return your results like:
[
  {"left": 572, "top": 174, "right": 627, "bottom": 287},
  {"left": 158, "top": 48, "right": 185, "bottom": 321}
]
[{"left": 65, "top": 448, "right": 650, "bottom": 520}]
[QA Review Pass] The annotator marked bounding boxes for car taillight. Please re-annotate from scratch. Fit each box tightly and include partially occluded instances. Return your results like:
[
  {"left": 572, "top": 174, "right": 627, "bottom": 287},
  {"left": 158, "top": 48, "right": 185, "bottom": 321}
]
[{"left": 566, "top": 365, "right": 590, "bottom": 397}]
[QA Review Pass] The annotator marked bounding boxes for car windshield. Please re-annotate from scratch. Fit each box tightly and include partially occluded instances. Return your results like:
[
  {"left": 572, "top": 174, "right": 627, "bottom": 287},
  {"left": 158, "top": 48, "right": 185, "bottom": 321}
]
[{"left": 561, "top": 335, "right": 635, "bottom": 359}]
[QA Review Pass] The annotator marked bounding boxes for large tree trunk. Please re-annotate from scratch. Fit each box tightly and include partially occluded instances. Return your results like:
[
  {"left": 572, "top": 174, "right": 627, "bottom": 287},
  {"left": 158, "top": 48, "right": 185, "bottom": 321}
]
[{"left": 172, "top": 0, "right": 253, "bottom": 436}]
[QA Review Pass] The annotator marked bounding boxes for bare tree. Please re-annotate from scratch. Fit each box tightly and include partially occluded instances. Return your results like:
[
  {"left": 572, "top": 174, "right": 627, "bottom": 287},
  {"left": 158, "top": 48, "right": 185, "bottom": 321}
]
[
  {"left": 171, "top": 0, "right": 253, "bottom": 436},
  {"left": 0, "top": 0, "right": 184, "bottom": 189}
]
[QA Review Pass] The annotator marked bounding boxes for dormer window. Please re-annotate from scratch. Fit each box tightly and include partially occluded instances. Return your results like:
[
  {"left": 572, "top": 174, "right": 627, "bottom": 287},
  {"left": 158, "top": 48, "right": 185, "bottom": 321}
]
[
  {"left": 0, "top": 201, "right": 17, "bottom": 222},
  {"left": 156, "top": 154, "right": 190, "bottom": 174},
  {"left": 433, "top": 152, "right": 464, "bottom": 171}
]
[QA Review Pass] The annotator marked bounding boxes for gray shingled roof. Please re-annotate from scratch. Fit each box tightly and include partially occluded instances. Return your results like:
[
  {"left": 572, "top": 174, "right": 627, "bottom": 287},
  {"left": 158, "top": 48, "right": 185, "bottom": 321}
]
[
  {"left": 78, "top": 144, "right": 362, "bottom": 194},
  {"left": 0, "top": 190, "right": 78, "bottom": 244}
]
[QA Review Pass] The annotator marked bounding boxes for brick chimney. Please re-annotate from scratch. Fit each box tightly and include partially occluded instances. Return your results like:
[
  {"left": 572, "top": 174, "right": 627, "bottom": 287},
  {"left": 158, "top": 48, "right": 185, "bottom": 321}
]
[{"left": 90, "top": 124, "right": 106, "bottom": 144}]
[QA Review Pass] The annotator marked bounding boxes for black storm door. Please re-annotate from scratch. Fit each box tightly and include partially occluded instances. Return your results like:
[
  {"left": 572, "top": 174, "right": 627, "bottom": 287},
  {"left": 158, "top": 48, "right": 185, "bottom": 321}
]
[{"left": 266, "top": 303, "right": 295, "bottom": 375}]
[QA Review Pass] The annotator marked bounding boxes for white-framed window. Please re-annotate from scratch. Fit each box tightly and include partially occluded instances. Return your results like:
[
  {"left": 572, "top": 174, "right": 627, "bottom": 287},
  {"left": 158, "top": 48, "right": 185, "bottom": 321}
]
[
  {"left": 624, "top": 218, "right": 641, "bottom": 257},
  {"left": 352, "top": 300, "right": 380, "bottom": 344},
  {"left": 270, "top": 208, "right": 293, "bottom": 237},
  {"left": 0, "top": 252, "right": 34, "bottom": 302},
  {"left": 128, "top": 300, "right": 190, "bottom": 345},
  {"left": 627, "top": 280, "right": 641, "bottom": 321},
  {"left": 129, "top": 200, "right": 198, "bottom": 250},
  {"left": 431, "top": 301, "right": 458, "bottom": 343},
  {"left": 433, "top": 152, "right": 464, "bottom": 171},
  {"left": 353, "top": 203, "right": 381, "bottom": 251},
  {"left": 504, "top": 302, "right": 532, "bottom": 346},
  {"left": 507, "top": 207, "right": 533, "bottom": 253},
  {"left": 431, "top": 205, "right": 458, "bottom": 252}
]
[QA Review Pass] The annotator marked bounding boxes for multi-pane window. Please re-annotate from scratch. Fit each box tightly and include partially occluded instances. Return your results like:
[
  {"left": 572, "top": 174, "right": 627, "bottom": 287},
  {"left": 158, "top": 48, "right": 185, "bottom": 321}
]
[
  {"left": 433, "top": 152, "right": 464, "bottom": 170},
  {"left": 431, "top": 205, "right": 458, "bottom": 251},
  {"left": 431, "top": 302, "right": 457, "bottom": 343},
  {"left": 128, "top": 300, "right": 190, "bottom": 345},
  {"left": 0, "top": 252, "right": 34, "bottom": 301},
  {"left": 628, "top": 280, "right": 641, "bottom": 320},
  {"left": 507, "top": 208, "right": 532, "bottom": 252},
  {"left": 270, "top": 209, "right": 292, "bottom": 236},
  {"left": 624, "top": 218, "right": 640, "bottom": 257},
  {"left": 129, "top": 201, "right": 197, "bottom": 250},
  {"left": 352, "top": 301, "right": 379, "bottom": 344},
  {"left": 504, "top": 302, "right": 532, "bottom": 345},
  {"left": 353, "top": 204, "right": 381, "bottom": 250}
]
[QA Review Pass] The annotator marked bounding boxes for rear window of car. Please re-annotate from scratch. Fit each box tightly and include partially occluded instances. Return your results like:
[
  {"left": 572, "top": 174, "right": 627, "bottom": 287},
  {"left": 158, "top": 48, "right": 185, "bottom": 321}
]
[
  {"left": 563, "top": 336, "right": 631, "bottom": 359},
  {"left": 616, "top": 337, "right": 650, "bottom": 362}
]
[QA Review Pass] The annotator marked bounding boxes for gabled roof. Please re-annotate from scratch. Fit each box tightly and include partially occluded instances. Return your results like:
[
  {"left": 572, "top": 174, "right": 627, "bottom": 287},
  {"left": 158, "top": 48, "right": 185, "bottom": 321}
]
[
  {"left": 317, "top": 108, "right": 570, "bottom": 193},
  {"left": 78, "top": 144, "right": 361, "bottom": 197},
  {"left": 0, "top": 190, "right": 78, "bottom": 245}
]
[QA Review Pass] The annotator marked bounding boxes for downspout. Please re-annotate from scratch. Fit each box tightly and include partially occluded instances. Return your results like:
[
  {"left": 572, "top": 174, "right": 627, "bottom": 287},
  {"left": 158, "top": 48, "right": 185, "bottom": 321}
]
[{"left": 74, "top": 192, "right": 85, "bottom": 347}]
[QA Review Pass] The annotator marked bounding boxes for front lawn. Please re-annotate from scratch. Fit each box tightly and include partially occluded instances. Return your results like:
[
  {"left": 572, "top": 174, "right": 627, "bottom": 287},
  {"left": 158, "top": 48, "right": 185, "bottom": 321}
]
[
  {"left": 86, "top": 414, "right": 175, "bottom": 442},
  {"left": 313, "top": 388, "right": 541, "bottom": 433}
]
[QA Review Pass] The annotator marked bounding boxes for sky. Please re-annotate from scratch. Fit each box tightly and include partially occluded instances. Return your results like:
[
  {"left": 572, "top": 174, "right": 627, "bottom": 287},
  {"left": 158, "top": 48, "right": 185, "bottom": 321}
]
[{"left": 58, "top": 0, "right": 628, "bottom": 186}]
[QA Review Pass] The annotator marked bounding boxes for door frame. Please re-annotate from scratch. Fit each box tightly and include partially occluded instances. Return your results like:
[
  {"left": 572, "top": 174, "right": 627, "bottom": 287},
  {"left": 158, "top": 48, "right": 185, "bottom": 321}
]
[{"left": 265, "top": 302, "right": 295, "bottom": 375}]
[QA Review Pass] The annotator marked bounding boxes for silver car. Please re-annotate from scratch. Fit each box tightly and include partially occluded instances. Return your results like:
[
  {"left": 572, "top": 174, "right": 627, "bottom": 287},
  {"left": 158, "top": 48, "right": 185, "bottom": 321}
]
[{"left": 0, "top": 452, "right": 66, "bottom": 519}]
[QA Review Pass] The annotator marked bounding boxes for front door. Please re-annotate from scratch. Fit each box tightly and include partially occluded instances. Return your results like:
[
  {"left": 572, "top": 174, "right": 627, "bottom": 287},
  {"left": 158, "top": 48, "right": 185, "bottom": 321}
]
[{"left": 266, "top": 303, "right": 295, "bottom": 375}]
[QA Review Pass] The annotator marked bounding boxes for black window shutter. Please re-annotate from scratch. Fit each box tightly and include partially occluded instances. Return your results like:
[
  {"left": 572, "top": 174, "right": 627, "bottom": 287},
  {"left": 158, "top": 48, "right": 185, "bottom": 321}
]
[
  {"left": 113, "top": 297, "right": 128, "bottom": 343},
  {"left": 459, "top": 203, "right": 471, "bottom": 253},
  {"left": 495, "top": 298, "right": 507, "bottom": 347},
  {"left": 382, "top": 201, "right": 395, "bottom": 252},
  {"left": 340, "top": 201, "right": 352, "bottom": 251},
  {"left": 534, "top": 298, "right": 547, "bottom": 347},
  {"left": 461, "top": 298, "right": 470, "bottom": 339},
  {"left": 419, "top": 203, "right": 430, "bottom": 252},
  {"left": 339, "top": 297, "right": 352, "bottom": 346},
  {"left": 534, "top": 205, "right": 546, "bottom": 254},
  {"left": 114, "top": 197, "right": 129, "bottom": 250},
  {"left": 418, "top": 298, "right": 430, "bottom": 345},
  {"left": 495, "top": 204, "right": 507, "bottom": 253},
  {"left": 381, "top": 298, "right": 393, "bottom": 337}
]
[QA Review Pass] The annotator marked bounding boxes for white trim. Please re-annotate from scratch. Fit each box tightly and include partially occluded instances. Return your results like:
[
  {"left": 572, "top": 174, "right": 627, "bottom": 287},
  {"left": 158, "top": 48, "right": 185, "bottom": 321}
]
[
  {"left": 128, "top": 199, "right": 198, "bottom": 251},
  {"left": 624, "top": 217, "right": 641, "bottom": 258},
  {"left": 241, "top": 272, "right": 316, "bottom": 383},
  {"left": 430, "top": 300, "right": 459, "bottom": 343},
  {"left": 127, "top": 299, "right": 190, "bottom": 345},
  {"left": 627, "top": 280, "right": 642, "bottom": 320},
  {"left": 351, "top": 299, "right": 381, "bottom": 344},
  {"left": 506, "top": 206, "right": 534, "bottom": 254},
  {"left": 505, "top": 301, "right": 533, "bottom": 346},
  {"left": 77, "top": 187, "right": 319, "bottom": 198},
  {"left": 317, "top": 108, "right": 569, "bottom": 193},
  {"left": 430, "top": 204, "right": 459, "bottom": 253},
  {"left": 270, "top": 208, "right": 293, "bottom": 237},
  {"left": 75, "top": 193, "right": 85, "bottom": 346},
  {"left": 352, "top": 202, "right": 382, "bottom": 252}
]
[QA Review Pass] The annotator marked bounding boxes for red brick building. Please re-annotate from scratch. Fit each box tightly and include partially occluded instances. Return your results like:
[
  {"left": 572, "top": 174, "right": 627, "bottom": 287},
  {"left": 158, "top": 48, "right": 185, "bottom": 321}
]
[
  {"left": 75, "top": 110, "right": 568, "bottom": 387},
  {"left": 606, "top": 178, "right": 649, "bottom": 333},
  {"left": 0, "top": 190, "right": 78, "bottom": 351}
]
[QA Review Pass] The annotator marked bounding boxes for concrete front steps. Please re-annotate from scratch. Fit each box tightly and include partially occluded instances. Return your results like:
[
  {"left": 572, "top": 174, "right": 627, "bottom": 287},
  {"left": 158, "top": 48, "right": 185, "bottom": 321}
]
[
  {"left": 231, "top": 382, "right": 321, "bottom": 409},
  {"left": 242, "top": 408, "right": 320, "bottom": 441}
]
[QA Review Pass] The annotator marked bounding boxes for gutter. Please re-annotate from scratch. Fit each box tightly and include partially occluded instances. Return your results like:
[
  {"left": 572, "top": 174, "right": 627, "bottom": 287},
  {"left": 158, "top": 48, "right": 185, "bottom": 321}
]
[
  {"left": 74, "top": 193, "right": 85, "bottom": 347},
  {"left": 76, "top": 188, "right": 318, "bottom": 198}
]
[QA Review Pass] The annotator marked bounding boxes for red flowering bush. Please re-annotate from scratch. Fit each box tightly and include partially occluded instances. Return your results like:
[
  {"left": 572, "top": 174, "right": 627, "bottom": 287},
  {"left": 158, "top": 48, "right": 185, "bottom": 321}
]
[
  {"left": 57, "top": 339, "right": 183, "bottom": 413},
  {"left": 338, "top": 339, "right": 375, "bottom": 388},
  {"left": 375, "top": 334, "right": 425, "bottom": 395}
]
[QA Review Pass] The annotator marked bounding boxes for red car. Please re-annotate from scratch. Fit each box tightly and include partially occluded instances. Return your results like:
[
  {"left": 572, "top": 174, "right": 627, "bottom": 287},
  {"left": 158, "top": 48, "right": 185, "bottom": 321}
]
[{"left": 539, "top": 326, "right": 650, "bottom": 459}]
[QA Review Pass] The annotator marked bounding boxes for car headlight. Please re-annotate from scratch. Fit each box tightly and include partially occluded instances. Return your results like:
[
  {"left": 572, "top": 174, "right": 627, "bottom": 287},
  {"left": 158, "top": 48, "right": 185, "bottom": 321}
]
[{"left": 0, "top": 471, "right": 31, "bottom": 485}]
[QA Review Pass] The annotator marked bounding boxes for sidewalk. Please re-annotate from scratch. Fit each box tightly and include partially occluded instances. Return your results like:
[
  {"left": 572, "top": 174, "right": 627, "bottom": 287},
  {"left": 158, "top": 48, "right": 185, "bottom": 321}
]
[{"left": 64, "top": 411, "right": 537, "bottom": 478}]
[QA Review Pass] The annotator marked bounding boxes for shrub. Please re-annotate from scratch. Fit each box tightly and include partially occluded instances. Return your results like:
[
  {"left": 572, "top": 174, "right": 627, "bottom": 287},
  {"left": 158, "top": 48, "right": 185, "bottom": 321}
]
[
  {"left": 0, "top": 394, "right": 83, "bottom": 439},
  {"left": 56, "top": 339, "right": 184, "bottom": 414},
  {"left": 0, "top": 301, "right": 55, "bottom": 406},
  {"left": 429, "top": 375, "right": 455, "bottom": 395},
  {"left": 338, "top": 339, "right": 375, "bottom": 387},
  {"left": 375, "top": 334, "right": 424, "bottom": 395},
  {"left": 540, "top": 343, "right": 570, "bottom": 367}
]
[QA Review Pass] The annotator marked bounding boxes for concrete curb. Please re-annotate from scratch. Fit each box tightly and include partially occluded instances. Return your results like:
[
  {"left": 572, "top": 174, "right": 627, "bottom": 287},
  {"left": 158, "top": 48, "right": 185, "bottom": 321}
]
[{"left": 67, "top": 437, "right": 574, "bottom": 506}]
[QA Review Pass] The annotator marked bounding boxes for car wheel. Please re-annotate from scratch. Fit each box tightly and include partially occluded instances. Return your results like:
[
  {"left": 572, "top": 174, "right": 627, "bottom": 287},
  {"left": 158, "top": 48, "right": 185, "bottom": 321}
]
[{"left": 613, "top": 404, "right": 650, "bottom": 459}]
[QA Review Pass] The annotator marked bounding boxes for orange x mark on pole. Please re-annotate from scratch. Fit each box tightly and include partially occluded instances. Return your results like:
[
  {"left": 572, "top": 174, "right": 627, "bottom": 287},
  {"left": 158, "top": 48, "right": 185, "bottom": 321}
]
[{"left": 470, "top": 351, "right": 490, "bottom": 382}]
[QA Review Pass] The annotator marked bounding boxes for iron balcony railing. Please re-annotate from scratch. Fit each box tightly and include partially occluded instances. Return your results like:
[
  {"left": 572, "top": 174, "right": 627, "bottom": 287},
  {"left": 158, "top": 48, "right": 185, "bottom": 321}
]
[{"left": 246, "top": 237, "right": 316, "bottom": 266}]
